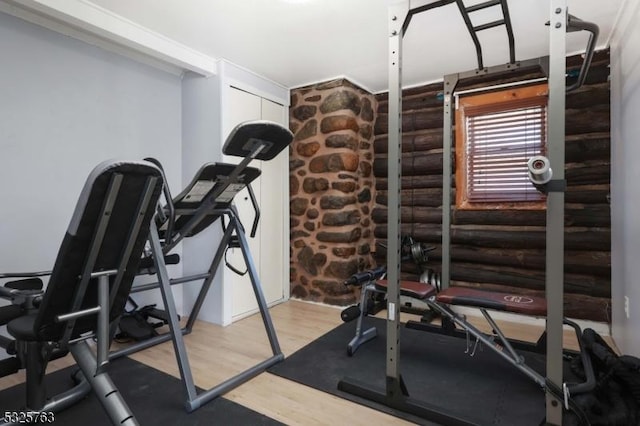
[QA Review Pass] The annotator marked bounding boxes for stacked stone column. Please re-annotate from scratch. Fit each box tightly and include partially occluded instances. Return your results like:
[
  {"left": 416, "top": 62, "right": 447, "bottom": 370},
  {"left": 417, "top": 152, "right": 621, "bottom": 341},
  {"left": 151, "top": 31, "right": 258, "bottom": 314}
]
[{"left": 289, "top": 79, "right": 377, "bottom": 305}]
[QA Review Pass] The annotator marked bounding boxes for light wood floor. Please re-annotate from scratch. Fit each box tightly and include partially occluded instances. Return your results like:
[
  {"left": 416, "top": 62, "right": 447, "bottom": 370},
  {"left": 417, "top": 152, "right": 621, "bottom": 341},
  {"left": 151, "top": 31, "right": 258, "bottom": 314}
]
[{"left": 0, "top": 300, "right": 613, "bottom": 425}]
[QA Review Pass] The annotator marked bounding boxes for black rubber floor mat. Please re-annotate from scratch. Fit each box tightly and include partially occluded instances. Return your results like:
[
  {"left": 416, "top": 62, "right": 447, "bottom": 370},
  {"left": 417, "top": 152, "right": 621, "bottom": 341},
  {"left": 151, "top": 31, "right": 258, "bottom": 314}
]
[
  {"left": 1, "top": 356, "right": 282, "bottom": 426},
  {"left": 269, "top": 317, "right": 555, "bottom": 425}
]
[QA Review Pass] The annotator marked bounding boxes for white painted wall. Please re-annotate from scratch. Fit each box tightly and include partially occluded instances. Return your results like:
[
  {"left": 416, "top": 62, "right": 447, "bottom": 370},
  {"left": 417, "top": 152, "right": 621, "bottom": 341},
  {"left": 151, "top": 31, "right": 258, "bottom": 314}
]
[
  {"left": 0, "top": 11, "right": 183, "bottom": 313},
  {"left": 180, "top": 71, "right": 224, "bottom": 324},
  {"left": 610, "top": 0, "right": 640, "bottom": 356}
]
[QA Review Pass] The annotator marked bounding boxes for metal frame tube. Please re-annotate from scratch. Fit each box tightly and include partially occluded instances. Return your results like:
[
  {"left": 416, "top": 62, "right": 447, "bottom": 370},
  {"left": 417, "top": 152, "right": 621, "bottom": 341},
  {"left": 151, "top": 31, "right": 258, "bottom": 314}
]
[
  {"left": 96, "top": 275, "right": 110, "bottom": 373},
  {"left": 479, "top": 308, "right": 521, "bottom": 363},
  {"left": 109, "top": 331, "right": 186, "bottom": 359},
  {"left": 347, "top": 282, "right": 378, "bottom": 356},
  {"left": 148, "top": 221, "right": 199, "bottom": 404},
  {"left": 128, "top": 273, "right": 211, "bottom": 294},
  {"left": 441, "top": 73, "right": 459, "bottom": 290},
  {"left": 24, "top": 341, "right": 47, "bottom": 410},
  {"left": 234, "top": 215, "right": 282, "bottom": 355},
  {"left": 546, "top": 2, "right": 567, "bottom": 423},
  {"left": 70, "top": 341, "right": 138, "bottom": 426},
  {"left": 385, "top": 0, "right": 407, "bottom": 395},
  {"left": 55, "top": 306, "right": 101, "bottom": 322},
  {"left": 426, "top": 302, "right": 546, "bottom": 387},
  {"left": 184, "top": 222, "right": 234, "bottom": 331}
]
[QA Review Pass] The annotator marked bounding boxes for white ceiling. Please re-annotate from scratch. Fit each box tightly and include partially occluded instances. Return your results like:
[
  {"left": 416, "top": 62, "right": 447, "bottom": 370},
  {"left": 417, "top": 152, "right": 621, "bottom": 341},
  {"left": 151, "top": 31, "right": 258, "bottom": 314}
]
[{"left": 88, "top": 0, "right": 624, "bottom": 93}]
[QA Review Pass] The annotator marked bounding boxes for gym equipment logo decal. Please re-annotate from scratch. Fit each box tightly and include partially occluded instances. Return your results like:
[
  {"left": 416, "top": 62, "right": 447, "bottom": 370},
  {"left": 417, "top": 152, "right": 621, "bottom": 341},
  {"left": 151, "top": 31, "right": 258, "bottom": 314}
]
[{"left": 503, "top": 295, "right": 534, "bottom": 304}]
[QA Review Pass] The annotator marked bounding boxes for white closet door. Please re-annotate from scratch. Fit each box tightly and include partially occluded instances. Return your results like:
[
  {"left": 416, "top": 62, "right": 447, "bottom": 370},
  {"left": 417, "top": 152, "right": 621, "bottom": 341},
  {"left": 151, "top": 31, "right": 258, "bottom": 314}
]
[
  {"left": 225, "top": 88, "right": 262, "bottom": 318},
  {"left": 225, "top": 88, "right": 288, "bottom": 319},
  {"left": 259, "top": 98, "right": 288, "bottom": 306}
]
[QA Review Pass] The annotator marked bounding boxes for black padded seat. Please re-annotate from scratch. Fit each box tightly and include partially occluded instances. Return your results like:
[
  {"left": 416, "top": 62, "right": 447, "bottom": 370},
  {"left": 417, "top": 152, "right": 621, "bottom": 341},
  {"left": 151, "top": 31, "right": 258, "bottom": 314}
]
[
  {"left": 375, "top": 279, "right": 437, "bottom": 300},
  {"left": 0, "top": 305, "right": 23, "bottom": 325},
  {"left": 6, "top": 314, "right": 37, "bottom": 341}
]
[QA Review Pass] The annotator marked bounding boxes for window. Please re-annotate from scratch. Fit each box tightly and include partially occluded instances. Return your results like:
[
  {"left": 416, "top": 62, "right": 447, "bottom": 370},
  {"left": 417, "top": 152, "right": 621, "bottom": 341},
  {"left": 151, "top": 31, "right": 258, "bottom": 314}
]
[{"left": 455, "top": 84, "right": 548, "bottom": 210}]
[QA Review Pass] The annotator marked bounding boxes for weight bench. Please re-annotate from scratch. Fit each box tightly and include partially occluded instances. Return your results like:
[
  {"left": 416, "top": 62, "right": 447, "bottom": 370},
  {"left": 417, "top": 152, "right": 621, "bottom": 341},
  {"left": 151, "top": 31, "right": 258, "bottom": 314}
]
[
  {"left": 419, "top": 286, "right": 596, "bottom": 397},
  {"left": 110, "top": 120, "right": 293, "bottom": 412},
  {"left": 0, "top": 160, "right": 163, "bottom": 425},
  {"left": 346, "top": 276, "right": 596, "bottom": 399}
]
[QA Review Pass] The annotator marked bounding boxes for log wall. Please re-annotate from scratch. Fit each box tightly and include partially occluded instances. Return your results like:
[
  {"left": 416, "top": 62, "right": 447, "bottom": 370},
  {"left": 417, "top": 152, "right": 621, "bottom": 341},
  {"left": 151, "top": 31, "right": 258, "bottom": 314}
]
[{"left": 372, "top": 50, "right": 611, "bottom": 321}]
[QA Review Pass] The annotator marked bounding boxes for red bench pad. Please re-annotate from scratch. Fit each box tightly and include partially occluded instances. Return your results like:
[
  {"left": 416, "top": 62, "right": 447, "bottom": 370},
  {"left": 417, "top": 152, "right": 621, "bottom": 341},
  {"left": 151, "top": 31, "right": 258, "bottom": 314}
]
[
  {"left": 436, "top": 287, "right": 547, "bottom": 316},
  {"left": 375, "top": 280, "right": 436, "bottom": 300}
]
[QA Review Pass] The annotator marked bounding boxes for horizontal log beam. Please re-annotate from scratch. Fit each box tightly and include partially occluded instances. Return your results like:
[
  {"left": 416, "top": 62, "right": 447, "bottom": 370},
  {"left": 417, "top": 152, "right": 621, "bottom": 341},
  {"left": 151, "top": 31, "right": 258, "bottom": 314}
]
[
  {"left": 372, "top": 206, "right": 442, "bottom": 224},
  {"left": 367, "top": 104, "right": 607, "bottom": 140},
  {"left": 375, "top": 108, "right": 443, "bottom": 134},
  {"left": 449, "top": 262, "right": 610, "bottom": 297},
  {"left": 373, "top": 152, "right": 443, "bottom": 176},
  {"left": 374, "top": 181, "right": 609, "bottom": 205},
  {"left": 566, "top": 108, "right": 610, "bottom": 135},
  {"left": 375, "top": 188, "right": 444, "bottom": 207},
  {"left": 566, "top": 161, "right": 610, "bottom": 185},
  {"left": 374, "top": 129, "right": 443, "bottom": 154},
  {"left": 566, "top": 184, "right": 610, "bottom": 204},
  {"left": 374, "top": 242, "right": 610, "bottom": 278},
  {"left": 566, "top": 83, "right": 610, "bottom": 109},
  {"left": 375, "top": 175, "right": 445, "bottom": 190},
  {"left": 373, "top": 224, "right": 610, "bottom": 250},
  {"left": 372, "top": 205, "right": 610, "bottom": 228},
  {"left": 447, "top": 247, "right": 610, "bottom": 277},
  {"left": 566, "top": 134, "right": 610, "bottom": 163}
]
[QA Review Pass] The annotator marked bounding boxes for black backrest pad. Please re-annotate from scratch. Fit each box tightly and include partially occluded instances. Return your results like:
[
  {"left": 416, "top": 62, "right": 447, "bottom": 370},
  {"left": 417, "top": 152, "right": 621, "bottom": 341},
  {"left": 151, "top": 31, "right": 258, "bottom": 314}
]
[
  {"left": 223, "top": 120, "right": 293, "bottom": 161},
  {"left": 34, "top": 161, "right": 163, "bottom": 341},
  {"left": 168, "top": 162, "right": 260, "bottom": 237}
]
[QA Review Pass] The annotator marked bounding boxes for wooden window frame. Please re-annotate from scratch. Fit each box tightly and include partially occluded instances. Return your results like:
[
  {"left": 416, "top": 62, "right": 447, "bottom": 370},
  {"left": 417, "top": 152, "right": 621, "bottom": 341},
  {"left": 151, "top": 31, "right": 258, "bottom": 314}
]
[{"left": 455, "top": 83, "right": 549, "bottom": 210}]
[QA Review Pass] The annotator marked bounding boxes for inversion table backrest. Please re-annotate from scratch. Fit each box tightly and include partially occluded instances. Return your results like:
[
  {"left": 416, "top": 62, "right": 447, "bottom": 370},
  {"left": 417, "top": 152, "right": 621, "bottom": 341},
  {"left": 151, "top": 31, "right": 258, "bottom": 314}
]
[
  {"left": 162, "top": 120, "right": 293, "bottom": 241},
  {"left": 33, "top": 160, "right": 163, "bottom": 342},
  {"left": 165, "top": 163, "right": 261, "bottom": 238}
]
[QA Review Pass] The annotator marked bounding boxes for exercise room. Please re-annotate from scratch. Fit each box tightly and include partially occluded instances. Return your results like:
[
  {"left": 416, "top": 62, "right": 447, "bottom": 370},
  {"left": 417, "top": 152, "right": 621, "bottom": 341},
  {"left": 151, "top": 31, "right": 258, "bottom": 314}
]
[{"left": 0, "top": 0, "right": 637, "bottom": 424}]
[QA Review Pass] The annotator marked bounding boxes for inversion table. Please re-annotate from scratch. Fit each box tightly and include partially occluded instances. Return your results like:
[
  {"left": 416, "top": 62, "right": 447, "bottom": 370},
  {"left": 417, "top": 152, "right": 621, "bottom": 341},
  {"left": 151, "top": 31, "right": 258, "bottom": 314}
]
[{"left": 110, "top": 120, "right": 293, "bottom": 412}]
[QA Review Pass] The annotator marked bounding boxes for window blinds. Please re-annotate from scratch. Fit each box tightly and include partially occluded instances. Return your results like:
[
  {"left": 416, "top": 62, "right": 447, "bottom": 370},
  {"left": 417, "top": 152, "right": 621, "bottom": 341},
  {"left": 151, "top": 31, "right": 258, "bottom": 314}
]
[{"left": 464, "top": 97, "right": 547, "bottom": 202}]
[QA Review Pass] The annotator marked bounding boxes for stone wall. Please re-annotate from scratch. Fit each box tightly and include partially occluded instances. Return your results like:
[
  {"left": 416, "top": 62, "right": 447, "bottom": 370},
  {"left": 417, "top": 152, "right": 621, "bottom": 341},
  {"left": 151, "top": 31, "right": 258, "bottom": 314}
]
[{"left": 289, "top": 79, "right": 377, "bottom": 305}]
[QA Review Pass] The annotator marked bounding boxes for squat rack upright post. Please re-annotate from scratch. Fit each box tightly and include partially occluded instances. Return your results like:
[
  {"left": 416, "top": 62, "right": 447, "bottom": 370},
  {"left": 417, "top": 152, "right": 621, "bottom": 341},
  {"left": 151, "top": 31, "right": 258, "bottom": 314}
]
[{"left": 545, "top": 1, "right": 567, "bottom": 423}]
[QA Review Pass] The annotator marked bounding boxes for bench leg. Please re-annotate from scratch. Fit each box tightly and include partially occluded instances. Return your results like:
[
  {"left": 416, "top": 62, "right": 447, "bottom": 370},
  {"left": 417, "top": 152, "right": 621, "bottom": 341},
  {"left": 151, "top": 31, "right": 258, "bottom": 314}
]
[
  {"left": 23, "top": 341, "right": 49, "bottom": 410},
  {"left": 347, "top": 282, "right": 379, "bottom": 356},
  {"left": 70, "top": 341, "right": 138, "bottom": 426}
]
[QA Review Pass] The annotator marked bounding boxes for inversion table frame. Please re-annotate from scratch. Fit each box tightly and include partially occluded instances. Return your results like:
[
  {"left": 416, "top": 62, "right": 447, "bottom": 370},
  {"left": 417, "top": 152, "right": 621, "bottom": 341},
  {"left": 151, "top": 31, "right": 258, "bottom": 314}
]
[
  {"left": 110, "top": 121, "right": 292, "bottom": 412},
  {"left": 338, "top": 1, "right": 598, "bottom": 425}
]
